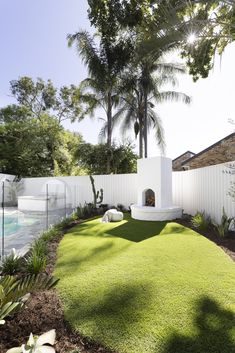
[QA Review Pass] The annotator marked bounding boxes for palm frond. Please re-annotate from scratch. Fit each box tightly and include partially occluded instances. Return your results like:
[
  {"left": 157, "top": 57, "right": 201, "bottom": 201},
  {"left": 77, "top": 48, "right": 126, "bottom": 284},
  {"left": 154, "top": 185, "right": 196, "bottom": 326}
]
[
  {"left": 154, "top": 91, "right": 191, "bottom": 104},
  {"left": 147, "top": 109, "right": 166, "bottom": 155},
  {"left": 98, "top": 123, "right": 108, "bottom": 143},
  {"left": 156, "top": 62, "right": 187, "bottom": 75},
  {"left": 67, "top": 31, "right": 105, "bottom": 79}
]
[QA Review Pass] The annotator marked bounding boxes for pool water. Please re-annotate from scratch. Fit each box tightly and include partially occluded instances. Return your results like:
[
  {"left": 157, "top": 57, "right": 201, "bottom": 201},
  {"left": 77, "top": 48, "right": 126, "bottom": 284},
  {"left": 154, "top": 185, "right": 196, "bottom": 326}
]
[{"left": 0, "top": 213, "right": 38, "bottom": 237}]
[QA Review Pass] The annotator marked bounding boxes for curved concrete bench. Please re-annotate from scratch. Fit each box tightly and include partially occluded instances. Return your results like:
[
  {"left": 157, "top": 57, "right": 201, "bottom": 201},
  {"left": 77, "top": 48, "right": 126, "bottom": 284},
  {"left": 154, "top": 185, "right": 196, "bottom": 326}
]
[{"left": 131, "top": 205, "right": 182, "bottom": 221}]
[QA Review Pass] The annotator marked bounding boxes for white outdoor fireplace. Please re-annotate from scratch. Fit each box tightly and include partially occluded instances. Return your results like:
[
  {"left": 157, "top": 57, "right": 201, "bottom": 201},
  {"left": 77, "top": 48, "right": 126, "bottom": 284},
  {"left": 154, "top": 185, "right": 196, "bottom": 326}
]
[{"left": 131, "top": 156, "right": 182, "bottom": 221}]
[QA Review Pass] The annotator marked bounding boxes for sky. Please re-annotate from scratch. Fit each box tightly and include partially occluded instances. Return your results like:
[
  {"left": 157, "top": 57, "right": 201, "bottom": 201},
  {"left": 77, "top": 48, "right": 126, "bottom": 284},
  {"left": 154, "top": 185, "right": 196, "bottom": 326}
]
[{"left": 0, "top": 0, "right": 234, "bottom": 160}]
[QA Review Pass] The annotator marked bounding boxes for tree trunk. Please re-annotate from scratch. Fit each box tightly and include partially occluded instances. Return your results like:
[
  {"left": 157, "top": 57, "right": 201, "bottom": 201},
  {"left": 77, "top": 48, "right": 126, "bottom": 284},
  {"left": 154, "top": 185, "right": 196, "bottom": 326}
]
[
  {"left": 143, "top": 91, "right": 148, "bottom": 158},
  {"left": 106, "top": 92, "right": 112, "bottom": 174},
  {"left": 139, "top": 114, "right": 143, "bottom": 158}
]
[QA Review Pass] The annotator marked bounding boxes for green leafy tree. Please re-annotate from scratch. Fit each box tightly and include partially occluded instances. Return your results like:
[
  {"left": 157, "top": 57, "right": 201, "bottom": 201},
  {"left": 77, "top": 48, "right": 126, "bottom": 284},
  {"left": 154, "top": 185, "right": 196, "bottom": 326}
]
[
  {"left": 75, "top": 142, "right": 137, "bottom": 175},
  {"left": 87, "top": 0, "right": 154, "bottom": 41},
  {"left": 10, "top": 77, "right": 82, "bottom": 123},
  {"left": 0, "top": 108, "right": 83, "bottom": 177},
  {"left": 180, "top": 0, "right": 235, "bottom": 80}
]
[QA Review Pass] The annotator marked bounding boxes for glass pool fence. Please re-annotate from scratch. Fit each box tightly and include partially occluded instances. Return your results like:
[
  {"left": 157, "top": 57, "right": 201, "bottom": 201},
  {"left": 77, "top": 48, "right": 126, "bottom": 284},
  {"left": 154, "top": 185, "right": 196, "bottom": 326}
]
[{"left": 0, "top": 179, "right": 79, "bottom": 259}]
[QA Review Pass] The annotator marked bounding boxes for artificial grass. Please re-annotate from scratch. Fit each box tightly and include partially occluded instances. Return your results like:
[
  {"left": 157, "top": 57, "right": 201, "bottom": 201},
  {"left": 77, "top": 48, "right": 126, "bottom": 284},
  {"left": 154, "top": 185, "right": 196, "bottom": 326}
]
[{"left": 55, "top": 214, "right": 235, "bottom": 353}]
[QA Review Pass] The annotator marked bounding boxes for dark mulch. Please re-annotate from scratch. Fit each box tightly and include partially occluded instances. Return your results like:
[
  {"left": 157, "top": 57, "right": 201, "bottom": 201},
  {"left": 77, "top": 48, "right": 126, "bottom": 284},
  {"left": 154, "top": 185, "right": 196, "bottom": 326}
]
[
  {"left": 1, "top": 217, "right": 235, "bottom": 353},
  {"left": 0, "top": 221, "right": 116, "bottom": 353}
]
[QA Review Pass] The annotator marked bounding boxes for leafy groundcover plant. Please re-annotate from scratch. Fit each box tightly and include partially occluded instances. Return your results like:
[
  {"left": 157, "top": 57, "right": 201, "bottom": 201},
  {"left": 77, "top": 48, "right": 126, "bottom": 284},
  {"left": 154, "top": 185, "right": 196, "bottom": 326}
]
[
  {"left": 0, "top": 275, "right": 59, "bottom": 325},
  {"left": 6, "top": 329, "right": 56, "bottom": 353},
  {"left": 191, "top": 211, "right": 210, "bottom": 231},
  {"left": 213, "top": 207, "right": 234, "bottom": 237},
  {"left": 0, "top": 249, "right": 21, "bottom": 275}
]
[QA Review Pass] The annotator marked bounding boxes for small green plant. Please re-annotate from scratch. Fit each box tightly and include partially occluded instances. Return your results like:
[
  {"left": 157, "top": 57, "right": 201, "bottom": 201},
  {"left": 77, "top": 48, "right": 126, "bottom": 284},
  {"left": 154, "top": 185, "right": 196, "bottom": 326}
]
[
  {"left": 70, "top": 212, "right": 78, "bottom": 221},
  {"left": 89, "top": 175, "right": 103, "bottom": 208},
  {"left": 6, "top": 329, "right": 56, "bottom": 353},
  {"left": 30, "top": 239, "right": 47, "bottom": 257},
  {"left": 76, "top": 203, "right": 86, "bottom": 219},
  {"left": 76, "top": 203, "right": 98, "bottom": 219},
  {"left": 0, "top": 275, "right": 59, "bottom": 325},
  {"left": 213, "top": 208, "right": 233, "bottom": 237},
  {"left": 40, "top": 227, "right": 60, "bottom": 242},
  {"left": 26, "top": 252, "right": 47, "bottom": 275},
  {"left": 191, "top": 211, "right": 210, "bottom": 231},
  {"left": 0, "top": 249, "right": 21, "bottom": 275},
  {"left": 57, "top": 217, "right": 73, "bottom": 229}
]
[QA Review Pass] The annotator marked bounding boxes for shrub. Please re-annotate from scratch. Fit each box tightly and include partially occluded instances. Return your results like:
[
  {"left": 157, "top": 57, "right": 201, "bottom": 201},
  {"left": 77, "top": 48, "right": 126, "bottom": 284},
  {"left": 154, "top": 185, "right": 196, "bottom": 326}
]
[
  {"left": 191, "top": 211, "right": 210, "bottom": 231},
  {"left": 76, "top": 203, "right": 86, "bottom": 219},
  {"left": 26, "top": 252, "right": 47, "bottom": 275},
  {"left": 99, "top": 204, "right": 109, "bottom": 213},
  {"left": 76, "top": 203, "right": 99, "bottom": 219},
  {"left": 117, "top": 203, "right": 125, "bottom": 212},
  {"left": 213, "top": 208, "right": 233, "bottom": 237},
  {"left": 0, "top": 249, "right": 21, "bottom": 275}
]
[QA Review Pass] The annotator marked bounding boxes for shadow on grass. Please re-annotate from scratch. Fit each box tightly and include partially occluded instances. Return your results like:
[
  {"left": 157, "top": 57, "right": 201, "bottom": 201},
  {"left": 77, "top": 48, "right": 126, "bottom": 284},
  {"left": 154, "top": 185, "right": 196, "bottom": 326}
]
[
  {"left": 161, "top": 297, "right": 235, "bottom": 353},
  {"left": 66, "top": 282, "right": 151, "bottom": 343},
  {"left": 69, "top": 215, "right": 168, "bottom": 243},
  {"left": 56, "top": 240, "right": 131, "bottom": 270},
  {"left": 107, "top": 217, "right": 167, "bottom": 242}
]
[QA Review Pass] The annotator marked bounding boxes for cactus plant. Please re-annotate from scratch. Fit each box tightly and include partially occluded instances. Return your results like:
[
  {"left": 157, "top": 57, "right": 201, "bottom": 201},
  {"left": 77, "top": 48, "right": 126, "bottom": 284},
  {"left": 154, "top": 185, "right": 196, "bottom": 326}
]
[{"left": 89, "top": 175, "right": 103, "bottom": 208}]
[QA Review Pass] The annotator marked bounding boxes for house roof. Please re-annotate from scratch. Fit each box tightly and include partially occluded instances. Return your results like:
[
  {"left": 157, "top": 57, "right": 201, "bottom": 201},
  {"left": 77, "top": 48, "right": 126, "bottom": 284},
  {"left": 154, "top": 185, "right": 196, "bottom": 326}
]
[
  {"left": 181, "top": 132, "right": 235, "bottom": 166},
  {"left": 173, "top": 151, "right": 195, "bottom": 162}
]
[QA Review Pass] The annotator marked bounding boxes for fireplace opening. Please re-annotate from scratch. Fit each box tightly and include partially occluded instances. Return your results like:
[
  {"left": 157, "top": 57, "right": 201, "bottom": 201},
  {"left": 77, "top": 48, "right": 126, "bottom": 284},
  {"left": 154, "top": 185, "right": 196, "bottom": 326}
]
[{"left": 145, "top": 189, "right": 155, "bottom": 207}]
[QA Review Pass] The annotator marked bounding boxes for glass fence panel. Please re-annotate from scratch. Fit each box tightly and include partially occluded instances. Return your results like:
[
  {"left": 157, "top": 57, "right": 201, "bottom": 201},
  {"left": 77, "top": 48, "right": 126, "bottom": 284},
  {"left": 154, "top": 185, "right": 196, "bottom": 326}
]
[{"left": 0, "top": 179, "right": 79, "bottom": 259}]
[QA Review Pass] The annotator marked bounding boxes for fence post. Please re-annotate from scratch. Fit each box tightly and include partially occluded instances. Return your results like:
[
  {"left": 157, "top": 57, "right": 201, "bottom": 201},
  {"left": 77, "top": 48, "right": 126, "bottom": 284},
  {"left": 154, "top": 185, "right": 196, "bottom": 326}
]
[
  {"left": 64, "top": 184, "right": 67, "bottom": 218},
  {"left": 46, "top": 183, "right": 49, "bottom": 230},
  {"left": 1, "top": 181, "right": 5, "bottom": 260}
]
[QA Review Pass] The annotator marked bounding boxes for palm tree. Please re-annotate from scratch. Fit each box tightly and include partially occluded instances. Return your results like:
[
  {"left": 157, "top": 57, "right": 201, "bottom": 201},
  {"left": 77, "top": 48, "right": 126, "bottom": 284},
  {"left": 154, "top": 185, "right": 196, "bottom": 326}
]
[
  {"left": 140, "top": 59, "right": 191, "bottom": 157},
  {"left": 67, "top": 31, "right": 131, "bottom": 173},
  {"left": 101, "top": 59, "right": 190, "bottom": 158}
]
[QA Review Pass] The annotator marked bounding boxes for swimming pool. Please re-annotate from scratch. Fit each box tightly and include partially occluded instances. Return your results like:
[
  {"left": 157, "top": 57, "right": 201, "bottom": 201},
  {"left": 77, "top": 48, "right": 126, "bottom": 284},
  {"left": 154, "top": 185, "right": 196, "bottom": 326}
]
[
  {"left": 1, "top": 208, "right": 71, "bottom": 256},
  {"left": 0, "top": 211, "right": 38, "bottom": 237}
]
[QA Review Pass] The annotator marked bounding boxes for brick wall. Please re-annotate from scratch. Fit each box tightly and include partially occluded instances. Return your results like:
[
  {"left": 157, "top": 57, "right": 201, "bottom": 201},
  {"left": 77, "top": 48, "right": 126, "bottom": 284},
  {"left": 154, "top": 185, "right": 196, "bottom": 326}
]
[
  {"left": 173, "top": 151, "right": 195, "bottom": 171},
  {"left": 182, "top": 133, "right": 235, "bottom": 170}
]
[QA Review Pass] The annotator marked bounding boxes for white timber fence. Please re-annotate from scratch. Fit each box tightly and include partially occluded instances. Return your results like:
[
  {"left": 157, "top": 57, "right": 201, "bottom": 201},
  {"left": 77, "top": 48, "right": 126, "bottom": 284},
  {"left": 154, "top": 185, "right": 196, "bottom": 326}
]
[
  {"left": 16, "top": 161, "right": 235, "bottom": 223},
  {"left": 173, "top": 162, "right": 235, "bottom": 222},
  {"left": 21, "top": 174, "right": 138, "bottom": 210}
]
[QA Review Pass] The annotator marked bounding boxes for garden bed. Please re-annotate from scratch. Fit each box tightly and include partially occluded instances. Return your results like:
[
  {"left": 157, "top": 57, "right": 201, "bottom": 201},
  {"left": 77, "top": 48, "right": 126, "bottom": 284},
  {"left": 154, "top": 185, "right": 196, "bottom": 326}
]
[
  {"left": 1, "top": 214, "right": 235, "bottom": 353},
  {"left": 0, "top": 220, "right": 115, "bottom": 353}
]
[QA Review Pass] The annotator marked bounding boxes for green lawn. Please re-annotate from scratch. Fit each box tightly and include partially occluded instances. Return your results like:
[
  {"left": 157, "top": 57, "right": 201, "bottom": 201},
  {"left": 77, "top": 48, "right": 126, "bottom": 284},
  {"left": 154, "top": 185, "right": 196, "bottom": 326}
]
[{"left": 55, "top": 214, "right": 235, "bottom": 353}]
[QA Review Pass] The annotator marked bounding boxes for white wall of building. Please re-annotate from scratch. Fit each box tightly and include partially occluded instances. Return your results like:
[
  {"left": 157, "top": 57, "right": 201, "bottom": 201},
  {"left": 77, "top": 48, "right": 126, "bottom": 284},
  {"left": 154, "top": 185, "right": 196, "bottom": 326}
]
[{"left": 19, "top": 161, "right": 235, "bottom": 222}]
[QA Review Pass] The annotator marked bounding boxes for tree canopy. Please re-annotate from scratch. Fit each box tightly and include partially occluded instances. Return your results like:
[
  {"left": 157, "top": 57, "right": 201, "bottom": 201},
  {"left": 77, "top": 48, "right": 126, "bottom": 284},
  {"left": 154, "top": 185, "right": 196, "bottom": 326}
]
[
  {"left": 75, "top": 142, "right": 138, "bottom": 175},
  {"left": 10, "top": 76, "right": 82, "bottom": 123},
  {"left": 0, "top": 110, "right": 83, "bottom": 177}
]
